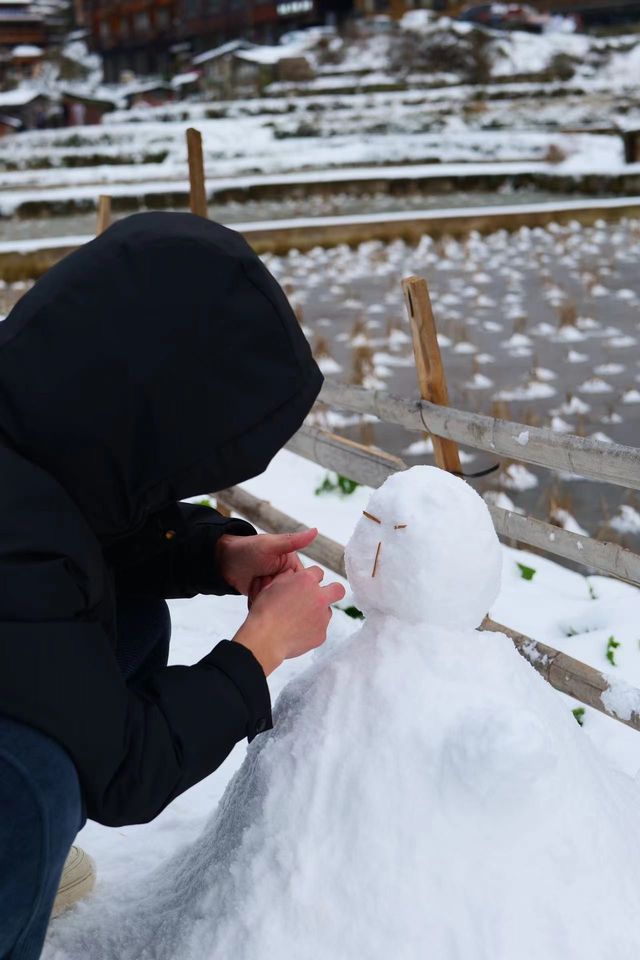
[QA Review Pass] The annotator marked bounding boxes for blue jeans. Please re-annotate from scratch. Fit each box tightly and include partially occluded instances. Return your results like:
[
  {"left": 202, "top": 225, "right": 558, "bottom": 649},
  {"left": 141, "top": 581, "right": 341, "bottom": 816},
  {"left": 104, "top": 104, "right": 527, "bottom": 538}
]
[{"left": 0, "top": 597, "right": 171, "bottom": 960}]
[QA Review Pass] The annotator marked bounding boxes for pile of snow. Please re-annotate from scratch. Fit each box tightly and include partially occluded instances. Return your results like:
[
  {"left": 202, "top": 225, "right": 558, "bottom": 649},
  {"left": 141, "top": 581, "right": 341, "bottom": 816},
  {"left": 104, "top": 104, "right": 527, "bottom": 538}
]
[
  {"left": 47, "top": 466, "right": 640, "bottom": 960},
  {"left": 610, "top": 504, "right": 640, "bottom": 535},
  {"left": 491, "top": 30, "right": 589, "bottom": 79}
]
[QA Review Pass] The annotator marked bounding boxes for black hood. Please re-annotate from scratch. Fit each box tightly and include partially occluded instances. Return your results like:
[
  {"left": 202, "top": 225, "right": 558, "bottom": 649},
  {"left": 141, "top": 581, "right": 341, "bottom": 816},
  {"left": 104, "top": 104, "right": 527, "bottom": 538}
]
[{"left": 0, "top": 212, "right": 322, "bottom": 546}]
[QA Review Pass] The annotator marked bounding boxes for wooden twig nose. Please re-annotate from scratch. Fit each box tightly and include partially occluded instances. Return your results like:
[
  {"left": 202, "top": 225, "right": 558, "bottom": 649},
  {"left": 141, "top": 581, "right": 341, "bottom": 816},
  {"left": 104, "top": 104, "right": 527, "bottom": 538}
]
[{"left": 371, "top": 541, "right": 382, "bottom": 578}]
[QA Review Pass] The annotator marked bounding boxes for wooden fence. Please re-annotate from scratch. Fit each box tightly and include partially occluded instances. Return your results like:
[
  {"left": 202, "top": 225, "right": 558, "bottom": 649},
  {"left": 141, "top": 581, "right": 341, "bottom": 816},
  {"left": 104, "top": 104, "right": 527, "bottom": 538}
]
[
  {"left": 98, "top": 128, "right": 640, "bottom": 734},
  {"left": 217, "top": 272, "right": 640, "bottom": 736}
]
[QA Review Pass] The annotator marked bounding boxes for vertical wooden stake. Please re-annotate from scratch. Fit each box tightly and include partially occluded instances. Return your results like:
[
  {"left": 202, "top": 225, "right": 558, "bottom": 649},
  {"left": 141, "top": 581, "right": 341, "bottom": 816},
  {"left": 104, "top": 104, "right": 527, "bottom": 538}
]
[
  {"left": 185, "top": 128, "right": 226, "bottom": 512},
  {"left": 96, "top": 195, "right": 111, "bottom": 235},
  {"left": 402, "top": 275, "right": 462, "bottom": 474},
  {"left": 186, "top": 127, "right": 207, "bottom": 218}
]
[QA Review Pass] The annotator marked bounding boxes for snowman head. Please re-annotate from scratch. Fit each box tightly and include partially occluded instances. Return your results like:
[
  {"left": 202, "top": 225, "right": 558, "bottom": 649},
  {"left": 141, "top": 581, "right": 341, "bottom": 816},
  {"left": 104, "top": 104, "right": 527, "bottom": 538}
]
[{"left": 344, "top": 465, "right": 502, "bottom": 628}]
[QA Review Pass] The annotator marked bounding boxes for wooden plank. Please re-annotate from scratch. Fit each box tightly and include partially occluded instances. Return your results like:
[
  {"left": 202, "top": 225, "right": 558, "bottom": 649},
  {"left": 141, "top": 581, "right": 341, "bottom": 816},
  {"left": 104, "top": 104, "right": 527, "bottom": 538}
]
[
  {"left": 186, "top": 127, "right": 207, "bottom": 218},
  {"left": 287, "top": 421, "right": 640, "bottom": 587},
  {"left": 214, "top": 483, "right": 640, "bottom": 732},
  {"left": 286, "top": 425, "right": 405, "bottom": 490},
  {"left": 319, "top": 378, "right": 640, "bottom": 492},
  {"left": 488, "top": 506, "right": 640, "bottom": 587},
  {"left": 96, "top": 195, "right": 111, "bottom": 235},
  {"left": 482, "top": 618, "right": 640, "bottom": 733},
  {"left": 402, "top": 275, "right": 461, "bottom": 473}
]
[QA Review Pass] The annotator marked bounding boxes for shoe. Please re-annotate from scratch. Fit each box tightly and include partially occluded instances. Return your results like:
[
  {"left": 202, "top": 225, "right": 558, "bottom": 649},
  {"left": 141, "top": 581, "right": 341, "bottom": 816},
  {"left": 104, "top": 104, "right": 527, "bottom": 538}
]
[{"left": 51, "top": 845, "right": 96, "bottom": 917}]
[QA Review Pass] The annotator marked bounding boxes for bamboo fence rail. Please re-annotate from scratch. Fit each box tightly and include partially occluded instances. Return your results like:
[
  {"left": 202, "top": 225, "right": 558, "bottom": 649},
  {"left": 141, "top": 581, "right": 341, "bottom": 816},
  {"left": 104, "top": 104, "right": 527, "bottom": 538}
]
[
  {"left": 318, "top": 379, "right": 640, "bottom": 492},
  {"left": 286, "top": 424, "right": 640, "bottom": 588},
  {"left": 215, "top": 486, "right": 640, "bottom": 734}
]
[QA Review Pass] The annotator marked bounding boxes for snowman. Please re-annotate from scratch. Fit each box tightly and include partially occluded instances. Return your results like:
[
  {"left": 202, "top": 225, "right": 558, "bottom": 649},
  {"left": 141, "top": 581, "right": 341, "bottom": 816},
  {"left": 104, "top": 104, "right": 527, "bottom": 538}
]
[{"left": 48, "top": 466, "right": 640, "bottom": 960}]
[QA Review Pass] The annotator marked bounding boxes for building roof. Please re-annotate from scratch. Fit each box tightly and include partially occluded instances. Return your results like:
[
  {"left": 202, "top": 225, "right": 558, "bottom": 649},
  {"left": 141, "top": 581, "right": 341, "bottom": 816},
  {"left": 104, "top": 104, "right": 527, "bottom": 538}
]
[
  {"left": 59, "top": 84, "right": 123, "bottom": 107},
  {"left": 11, "top": 43, "right": 43, "bottom": 56},
  {"left": 191, "top": 39, "right": 249, "bottom": 66},
  {"left": 122, "top": 80, "right": 173, "bottom": 99},
  {"left": 0, "top": 113, "right": 22, "bottom": 127},
  {"left": 235, "top": 45, "right": 308, "bottom": 65},
  {"left": 0, "top": 87, "right": 44, "bottom": 106},
  {"left": 171, "top": 70, "right": 200, "bottom": 87}
]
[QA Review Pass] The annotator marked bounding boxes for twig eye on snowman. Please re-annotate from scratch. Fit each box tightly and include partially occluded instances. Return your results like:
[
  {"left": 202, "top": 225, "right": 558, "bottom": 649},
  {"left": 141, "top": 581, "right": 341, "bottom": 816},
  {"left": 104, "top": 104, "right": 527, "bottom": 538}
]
[{"left": 362, "top": 510, "right": 408, "bottom": 577}]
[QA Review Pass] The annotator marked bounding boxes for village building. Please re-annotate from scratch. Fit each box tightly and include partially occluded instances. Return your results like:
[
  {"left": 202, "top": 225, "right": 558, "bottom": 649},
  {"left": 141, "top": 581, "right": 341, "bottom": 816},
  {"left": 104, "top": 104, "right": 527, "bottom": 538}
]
[
  {"left": 0, "top": 0, "right": 47, "bottom": 50},
  {"left": 79, "top": 0, "right": 347, "bottom": 81},
  {"left": 0, "top": 86, "right": 52, "bottom": 130}
]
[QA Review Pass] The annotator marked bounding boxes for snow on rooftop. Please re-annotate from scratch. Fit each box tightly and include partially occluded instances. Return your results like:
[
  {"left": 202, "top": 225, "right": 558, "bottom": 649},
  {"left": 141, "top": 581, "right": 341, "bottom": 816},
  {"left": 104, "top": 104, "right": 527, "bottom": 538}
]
[
  {"left": 171, "top": 71, "right": 199, "bottom": 87},
  {"left": 191, "top": 39, "right": 250, "bottom": 66},
  {"left": 11, "top": 44, "right": 42, "bottom": 57},
  {"left": 61, "top": 39, "right": 101, "bottom": 72},
  {"left": 235, "top": 45, "right": 309, "bottom": 65},
  {"left": 0, "top": 87, "right": 43, "bottom": 106}
]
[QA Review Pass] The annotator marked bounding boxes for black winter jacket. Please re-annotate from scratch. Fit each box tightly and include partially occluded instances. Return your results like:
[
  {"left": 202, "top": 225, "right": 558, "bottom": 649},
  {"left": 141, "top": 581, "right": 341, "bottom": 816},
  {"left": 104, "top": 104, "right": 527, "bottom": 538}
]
[{"left": 0, "top": 212, "right": 323, "bottom": 827}]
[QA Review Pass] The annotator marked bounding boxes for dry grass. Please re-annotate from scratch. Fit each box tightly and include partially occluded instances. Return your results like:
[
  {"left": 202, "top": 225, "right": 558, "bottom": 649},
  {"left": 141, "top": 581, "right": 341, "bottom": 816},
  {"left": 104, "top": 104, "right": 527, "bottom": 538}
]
[
  {"left": 574, "top": 414, "right": 587, "bottom": 438},
  {"left": 358, "top": 418, "right": 376, "bottom": 446},
  {"left": 522, "top": 408, "right": 542, "bottom": 428},
  {"left": 557, "top": 300, "right": 578, "bottom": 328},
  {"left": 312, "top": 335, "right": 334, "bottom": 361},
  {"left": 544, "top": 143, "right": 569, "bottom": 165},
  {"left": 350, "top": 315, "right": 368, "bottom": 343},
  {"left": 451, "top": 321, "right": 471, "bottom": 345},
  {"left": 385, "top": 316, "right": 405, "bottom": 339},
  {"left": 351, "top": 344, "right": 375, "bottom": 386},
  {"left": 490, "top": 399, "right": 511, "bottom": 420}
]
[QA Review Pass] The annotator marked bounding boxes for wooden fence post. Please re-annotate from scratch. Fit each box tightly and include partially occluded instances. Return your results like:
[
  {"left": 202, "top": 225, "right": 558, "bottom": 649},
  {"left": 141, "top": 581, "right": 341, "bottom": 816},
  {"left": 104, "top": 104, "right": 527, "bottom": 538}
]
[
  {"left": 96, "top": 195, "right": 111, "bottom": 235},
  {"left": 402, "top": 275, "right": 462, "bottom": 474},
  {"left": 186, "top": 127, "right": 207, "bottom": 218},
  {"left": 185, "top": 128, "right": 228, "bottom": 514}
]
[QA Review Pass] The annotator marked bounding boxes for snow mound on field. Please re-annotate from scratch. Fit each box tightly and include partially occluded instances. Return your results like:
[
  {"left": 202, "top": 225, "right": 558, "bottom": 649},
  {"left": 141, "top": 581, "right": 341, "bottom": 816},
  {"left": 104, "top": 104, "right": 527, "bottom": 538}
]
[{"left": 47, "top": 467, "right": 640, "bottom": 960}]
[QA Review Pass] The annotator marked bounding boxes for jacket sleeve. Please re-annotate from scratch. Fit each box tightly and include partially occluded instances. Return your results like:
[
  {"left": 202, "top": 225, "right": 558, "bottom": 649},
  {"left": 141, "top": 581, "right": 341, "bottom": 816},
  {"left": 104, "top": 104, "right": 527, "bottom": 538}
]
[
  {"left": 105, "top": 501, "right": 257, "bottom": 599},
  {"left": 0, "top": 618, "right": 273, "bottom": 827}
]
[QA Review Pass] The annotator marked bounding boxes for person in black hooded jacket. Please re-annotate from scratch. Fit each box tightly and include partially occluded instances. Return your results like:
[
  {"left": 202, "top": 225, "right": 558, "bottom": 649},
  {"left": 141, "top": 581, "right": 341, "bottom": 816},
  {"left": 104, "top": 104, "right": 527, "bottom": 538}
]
[{"left": 0, "top": 211, "right": 345, "bottom": 959}]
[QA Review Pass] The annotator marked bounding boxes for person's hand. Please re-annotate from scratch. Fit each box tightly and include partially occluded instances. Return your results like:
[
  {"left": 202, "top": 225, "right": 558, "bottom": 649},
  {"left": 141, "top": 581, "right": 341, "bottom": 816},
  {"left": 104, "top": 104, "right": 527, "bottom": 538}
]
[
  {"left": 232, "top": 566, "right": 346, "bottom": 676},
  {"left": 216, "top": 529, "right": 318, "bottom": 600}
]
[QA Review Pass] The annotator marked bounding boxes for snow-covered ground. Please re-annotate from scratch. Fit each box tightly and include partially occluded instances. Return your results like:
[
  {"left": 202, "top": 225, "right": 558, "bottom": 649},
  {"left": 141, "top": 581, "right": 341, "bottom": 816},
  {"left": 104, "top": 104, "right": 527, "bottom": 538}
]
[
  {"left": 3, "top": 15, "right": 637, "bottom": 954},
  {"left": 2, "top": 19, "right": 640, "bottom": 223},
  {"left": 45, "top": 447, "right": 640, "bottom": 957}
]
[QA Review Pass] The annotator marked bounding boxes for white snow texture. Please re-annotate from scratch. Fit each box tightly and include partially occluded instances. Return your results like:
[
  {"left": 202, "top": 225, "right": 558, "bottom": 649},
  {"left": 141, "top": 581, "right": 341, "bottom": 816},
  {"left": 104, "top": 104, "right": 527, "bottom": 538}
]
[
  {"left": 47, "top": 467, "right": 640, "bottom": 960},
  {"left": 345, "top": 465, "right": 502, "bottom": 628}
]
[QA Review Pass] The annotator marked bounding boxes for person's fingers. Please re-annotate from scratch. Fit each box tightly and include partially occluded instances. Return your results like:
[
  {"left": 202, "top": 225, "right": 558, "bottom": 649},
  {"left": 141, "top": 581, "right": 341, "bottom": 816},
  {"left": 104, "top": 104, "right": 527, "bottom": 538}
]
[
  {"left": 271, "top": 569, "right": 295, "bottom": 585},
  {"left": 248, "top": 577, "right": 265, "bottom": 604},
  {"left": 288, "top": 553, "right": 305, "bottom": 573},
  {"left": 278, "top": 552, "right": 303, "bottom": 576},
  {"left": 260, "top": 574, "right": 279, "bottom": 591},
  {"left": 303, "top": 565, "right": 325, "bottom": 583},
  {"left": 321, "top": 582, "right": 347, "bottom": 604},
  {"left": 265, "top": 529, "right": 318, "bottom": 557}
]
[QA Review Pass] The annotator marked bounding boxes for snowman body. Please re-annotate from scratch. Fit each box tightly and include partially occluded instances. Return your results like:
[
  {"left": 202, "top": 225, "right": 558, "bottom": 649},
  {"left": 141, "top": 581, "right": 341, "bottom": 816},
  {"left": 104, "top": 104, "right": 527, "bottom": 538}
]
[{"left": 48, "top": 466, "right": 640, "bottom": 960}]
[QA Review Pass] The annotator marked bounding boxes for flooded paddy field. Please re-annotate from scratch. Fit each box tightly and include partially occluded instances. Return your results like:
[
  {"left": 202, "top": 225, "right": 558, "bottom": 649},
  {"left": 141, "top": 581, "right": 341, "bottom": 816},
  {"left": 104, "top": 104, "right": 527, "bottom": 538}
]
[
  {"left": 0, "top": 187, "right": 578, "bottom": 243},
  {"left": 261, "top": 218, "right": 640, "bottom": 552},
  {"left": 1, "top": 215, "right": 638, "bottom": 557}
]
